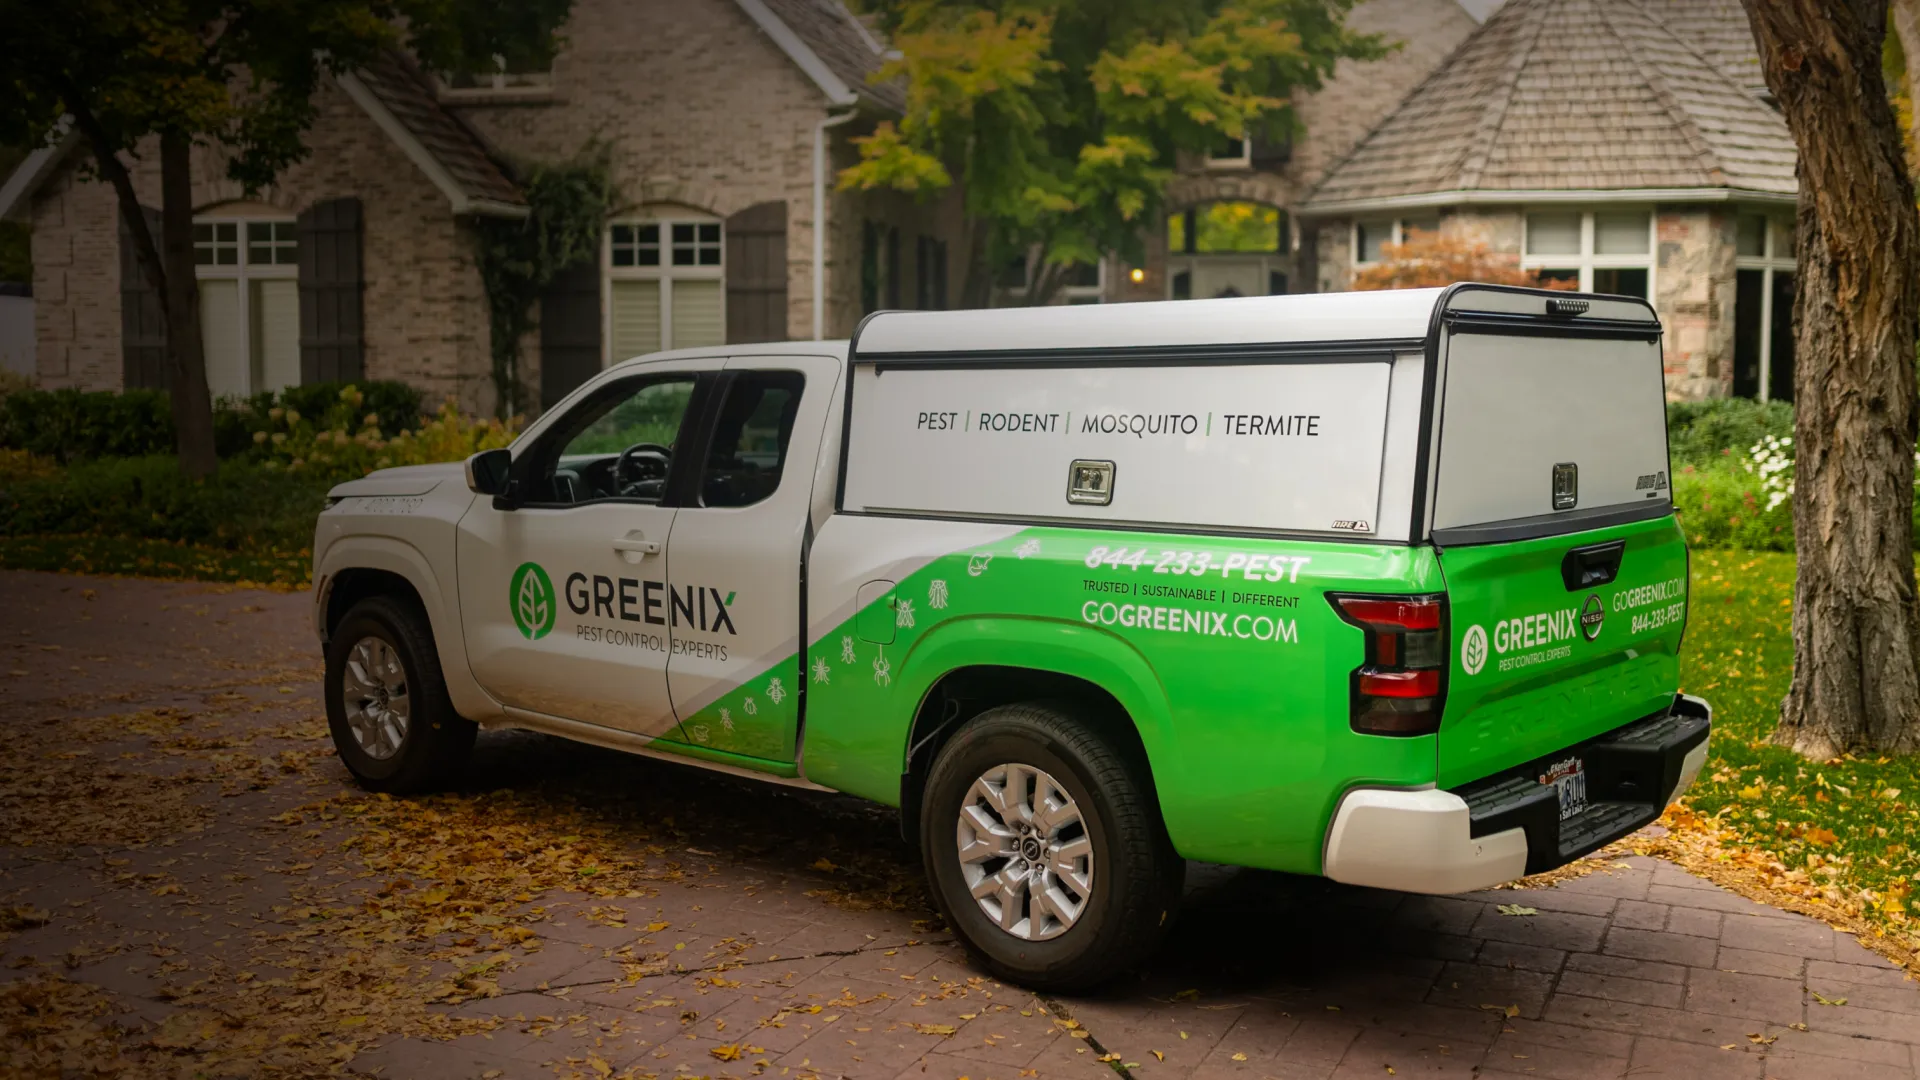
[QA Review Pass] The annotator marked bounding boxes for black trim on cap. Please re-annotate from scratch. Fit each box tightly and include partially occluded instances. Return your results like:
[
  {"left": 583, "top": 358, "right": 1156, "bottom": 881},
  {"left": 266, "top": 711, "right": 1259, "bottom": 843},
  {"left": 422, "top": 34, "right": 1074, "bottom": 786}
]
[
  {"left": 1415, "top": 282, "right": 1668, "bottom": 546},
  {"left": 835, "top": 309, "right": 888, "bottom": 514},
  {"left": 1442, "top": 310, "right": 1662, "bottom": 341},
  {"left": 858, "top": 338, "right": 1420, "bottom": 370},
  {"left": 1430, "top": 500, "right": 1674, "bottom": 547}
]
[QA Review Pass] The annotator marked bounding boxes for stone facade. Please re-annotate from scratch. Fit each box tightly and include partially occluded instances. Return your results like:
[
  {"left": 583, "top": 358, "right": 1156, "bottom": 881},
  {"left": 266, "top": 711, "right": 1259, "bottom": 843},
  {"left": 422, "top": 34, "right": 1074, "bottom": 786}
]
[
  {"left": 1655, "top": 208, "right": 1739, "bottom": 400},
  {"left": 1309, "top": 203, "right": 1761, "bottom": 400}
]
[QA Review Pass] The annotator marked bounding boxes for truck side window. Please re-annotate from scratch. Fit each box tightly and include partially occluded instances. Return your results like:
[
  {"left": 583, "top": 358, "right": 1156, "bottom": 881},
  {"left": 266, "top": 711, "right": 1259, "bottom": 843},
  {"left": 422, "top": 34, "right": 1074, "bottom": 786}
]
[
  {"left": 525, "top": 376, "right": 696, "bottom": 506},
  {"left": 698, "top": 371, "right": 804, "bottom": 508}
]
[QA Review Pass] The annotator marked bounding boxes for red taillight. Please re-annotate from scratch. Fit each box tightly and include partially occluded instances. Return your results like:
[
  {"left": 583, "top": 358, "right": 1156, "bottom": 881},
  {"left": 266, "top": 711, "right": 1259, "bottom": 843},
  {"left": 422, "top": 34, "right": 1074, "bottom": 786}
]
[
  {"left": 1332, "top": 597, "right": 1441, "bottom": 631},
  {"left": 1357, "top": 669, "right": 1441, "bottom": 697},
  {"left": 1330, "top": 593, "right": 1448, "bottom": 736}
]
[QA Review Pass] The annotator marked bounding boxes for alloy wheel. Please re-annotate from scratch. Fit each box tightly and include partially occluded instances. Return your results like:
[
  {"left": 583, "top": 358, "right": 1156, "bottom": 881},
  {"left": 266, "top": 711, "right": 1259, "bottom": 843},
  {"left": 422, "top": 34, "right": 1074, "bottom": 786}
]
[
  {"left": 341, "top": 635, "right": 411, "bottom": 760},
  {"left": 954, "top": 762, "right": 1094, "bottom": 941}
]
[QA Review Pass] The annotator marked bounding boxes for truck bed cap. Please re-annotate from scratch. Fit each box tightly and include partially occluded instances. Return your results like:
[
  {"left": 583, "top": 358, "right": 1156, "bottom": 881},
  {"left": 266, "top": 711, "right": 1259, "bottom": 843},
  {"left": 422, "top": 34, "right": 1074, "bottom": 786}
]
[{"left": 853, "top": 286, "right": 1658, "bottom": 363}]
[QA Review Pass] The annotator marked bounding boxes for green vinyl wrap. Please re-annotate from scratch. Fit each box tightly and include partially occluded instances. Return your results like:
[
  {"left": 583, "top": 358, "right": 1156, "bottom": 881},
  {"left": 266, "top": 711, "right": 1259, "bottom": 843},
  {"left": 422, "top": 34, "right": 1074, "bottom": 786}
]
[
  {"left": 659, "top": 514, "right": 1688, "bottom": 877},
  {"left": 1433, "top": 512, "right": 1689, "bottom": 789}
]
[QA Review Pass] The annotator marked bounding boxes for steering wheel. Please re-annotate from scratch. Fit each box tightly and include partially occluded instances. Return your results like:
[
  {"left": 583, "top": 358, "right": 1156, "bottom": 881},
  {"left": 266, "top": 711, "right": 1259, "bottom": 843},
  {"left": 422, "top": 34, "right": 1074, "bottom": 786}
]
[{"left": 615, "top": 442, "right": 673, "bottom": 492}]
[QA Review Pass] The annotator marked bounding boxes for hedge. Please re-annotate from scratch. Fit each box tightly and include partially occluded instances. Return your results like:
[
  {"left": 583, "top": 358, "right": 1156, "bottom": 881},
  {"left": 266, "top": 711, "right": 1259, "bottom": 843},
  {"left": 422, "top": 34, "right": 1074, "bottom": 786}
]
[{"left": 0, "top": 381, "right": 424, "bottom": 464}]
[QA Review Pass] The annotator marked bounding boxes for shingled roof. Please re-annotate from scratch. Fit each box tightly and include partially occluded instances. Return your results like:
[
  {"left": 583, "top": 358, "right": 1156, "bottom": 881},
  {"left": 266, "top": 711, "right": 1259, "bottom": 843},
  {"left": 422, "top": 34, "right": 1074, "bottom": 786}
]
[
  {"left": 337, "top": 51, "right": 527, "bottom": 216},
  {"left": 1632, "top": 0, "right": 1768, "bottom": 96},
  {"left": 1304, "top": 0, "right": 1796, "bottom": 212},
  {"left": 739, "top": 0, "right": 905, "bottom": 112}
]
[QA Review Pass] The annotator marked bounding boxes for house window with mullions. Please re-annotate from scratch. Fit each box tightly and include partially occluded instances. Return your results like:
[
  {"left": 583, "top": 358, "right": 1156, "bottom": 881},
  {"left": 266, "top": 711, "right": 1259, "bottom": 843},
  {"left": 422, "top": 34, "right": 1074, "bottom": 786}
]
[{"left": 605, "top": 217, "right": 724, "bottom": 362}]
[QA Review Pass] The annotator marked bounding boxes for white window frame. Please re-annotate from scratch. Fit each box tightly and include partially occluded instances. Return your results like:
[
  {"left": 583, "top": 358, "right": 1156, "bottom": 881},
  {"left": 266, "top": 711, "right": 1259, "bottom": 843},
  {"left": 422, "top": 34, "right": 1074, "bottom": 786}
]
[
  {"left": 1206, "top": 137, "right": 1253, "bottom": 170},
  {"left": 1735, "top": 212, "right": 1797, "bottom": 401},
  {"left": 193, "top": 212, "right": 299, "bottom": 397},
  {"left": 1351, "top": 217, "right": 1440, "bottom": 267},
  {"left": 435, "top": 53, "right": 555, "bottom": 100},
  {"left": 1518, "top": 209, "right": 1658, "bottom": 301},
  {"left": 1059, "top": 258, "right": 1106, "bottom": 305},
  {"left": 602, "top": 211, "right": 725, "bottom": 365}
]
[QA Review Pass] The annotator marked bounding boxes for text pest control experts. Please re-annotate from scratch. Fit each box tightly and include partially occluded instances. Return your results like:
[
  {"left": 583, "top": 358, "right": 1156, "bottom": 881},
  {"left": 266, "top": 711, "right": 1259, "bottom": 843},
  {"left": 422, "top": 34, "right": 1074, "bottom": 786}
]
[{"left": 313, "top": 285, "right": 1708, "bottom": 991}]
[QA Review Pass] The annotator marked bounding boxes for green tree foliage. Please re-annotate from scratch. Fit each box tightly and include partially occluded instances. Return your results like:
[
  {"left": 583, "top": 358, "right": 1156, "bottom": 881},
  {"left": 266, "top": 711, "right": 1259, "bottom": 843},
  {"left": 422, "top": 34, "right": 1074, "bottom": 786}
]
[
  {"left": 840, "top": 0, "right": 1390, "bottom": 305},
  {"left": 0, "top": 0, "right": 570, "bottom": 473}
]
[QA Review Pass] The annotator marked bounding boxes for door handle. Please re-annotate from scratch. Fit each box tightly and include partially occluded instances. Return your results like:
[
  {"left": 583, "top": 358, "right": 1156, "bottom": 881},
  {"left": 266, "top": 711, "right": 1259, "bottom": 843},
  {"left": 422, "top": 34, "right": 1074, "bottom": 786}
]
[{"left": 612, "top": 538, "right": 660, "bottom": 555}]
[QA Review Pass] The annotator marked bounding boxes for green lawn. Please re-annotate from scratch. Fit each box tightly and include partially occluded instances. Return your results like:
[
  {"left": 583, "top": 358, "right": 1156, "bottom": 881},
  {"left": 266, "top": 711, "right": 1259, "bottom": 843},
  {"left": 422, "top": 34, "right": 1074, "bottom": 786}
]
[
  {"left": 0, "top": 535, "right": 310, "bottom": 589},
  {"left": 1677, "top": 549, "right": 1918, "bottom": 949}
]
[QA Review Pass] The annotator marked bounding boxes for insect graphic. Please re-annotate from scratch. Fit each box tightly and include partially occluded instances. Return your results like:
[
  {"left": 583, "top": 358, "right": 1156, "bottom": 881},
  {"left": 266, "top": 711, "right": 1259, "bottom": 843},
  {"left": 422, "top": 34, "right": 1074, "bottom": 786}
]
[
  {"left": 928, "top": 580, "right": 949, "bottom": 609},
  {"left": 812, "top": 656, "right": 832, "bottom": 684},
  {"left": 873, "top": 652, "right": 892, "bottom": 687},
  {"left": 896, "top": 598, "right": 916, "bottom": 629},
  {"left": 719, "top": 708, "right": 734, "bottom": 732},
  {"left": 1014, "top": 539, "right": 1042, "bottom": 560},
  {"left": 690, "top": 725, "right": 710, "bottom": 744},
  {"left": 766, "top": 677, "right": 787, "bottom": 705},
  {"left": 743, "top": 696, "right": 759, "bottom": 716},
  {"left": 967, "top": 553, "right": 993, "bottom": 577},
  {"left": 840, "top": 635, "right": 857, "bottom": 664}
]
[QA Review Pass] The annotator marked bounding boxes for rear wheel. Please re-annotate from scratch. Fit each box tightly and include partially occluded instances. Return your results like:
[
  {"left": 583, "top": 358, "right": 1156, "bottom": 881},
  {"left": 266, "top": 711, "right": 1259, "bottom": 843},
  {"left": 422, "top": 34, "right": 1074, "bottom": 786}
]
[
  {"left": 325, "top": 596, "right": 474, "bottom": 793},
  {"left": 920, "top": 702, "right": 1182, "bottom": 991}
]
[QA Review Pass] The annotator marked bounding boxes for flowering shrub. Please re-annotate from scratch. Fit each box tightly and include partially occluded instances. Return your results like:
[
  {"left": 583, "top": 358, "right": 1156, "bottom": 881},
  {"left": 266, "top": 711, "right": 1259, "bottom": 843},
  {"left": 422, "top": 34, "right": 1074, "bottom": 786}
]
[
  {"left": 247, "top": 386, "right": 517, "bottom": 483},
  {"left": 1745, "top": 435, "right": 1794, "bottom": 513},
  {"left": 1674, "top": 435, "right": 1920, "bottom": 552}
]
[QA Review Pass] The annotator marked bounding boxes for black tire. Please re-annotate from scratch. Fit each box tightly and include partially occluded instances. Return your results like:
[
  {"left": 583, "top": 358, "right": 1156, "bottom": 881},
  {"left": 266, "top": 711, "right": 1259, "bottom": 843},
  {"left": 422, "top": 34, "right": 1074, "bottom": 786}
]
[
  {"left": 920, "top": 701, "right": 1183, "bottom": 991},
  {"left": 324, "top": 596, "right": 475, "bottom": 793}
]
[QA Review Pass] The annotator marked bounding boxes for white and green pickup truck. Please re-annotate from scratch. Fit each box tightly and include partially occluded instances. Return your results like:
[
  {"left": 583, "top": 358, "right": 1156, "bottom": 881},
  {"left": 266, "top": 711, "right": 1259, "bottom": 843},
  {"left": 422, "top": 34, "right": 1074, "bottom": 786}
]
[{"left": 313, "top": 283, "right": 1709, "bottom": 990}]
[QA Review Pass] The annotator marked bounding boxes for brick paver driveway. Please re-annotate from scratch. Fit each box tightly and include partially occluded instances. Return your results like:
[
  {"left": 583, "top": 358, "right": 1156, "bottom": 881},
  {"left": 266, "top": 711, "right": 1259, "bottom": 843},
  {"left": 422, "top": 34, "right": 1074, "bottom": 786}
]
[{"left": 0, "top": 570, "right": 1914, "bottom": 1079}]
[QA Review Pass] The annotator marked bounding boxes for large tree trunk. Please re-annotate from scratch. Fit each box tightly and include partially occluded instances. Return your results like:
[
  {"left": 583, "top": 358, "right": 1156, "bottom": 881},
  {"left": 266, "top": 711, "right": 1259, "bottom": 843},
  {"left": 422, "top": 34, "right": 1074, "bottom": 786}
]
[
  {"left": 158, "top": 132, "right": 218, "bottom": 479},
  {"left": 1742, "top": 0, "right": 1920, "bottom": 756}
]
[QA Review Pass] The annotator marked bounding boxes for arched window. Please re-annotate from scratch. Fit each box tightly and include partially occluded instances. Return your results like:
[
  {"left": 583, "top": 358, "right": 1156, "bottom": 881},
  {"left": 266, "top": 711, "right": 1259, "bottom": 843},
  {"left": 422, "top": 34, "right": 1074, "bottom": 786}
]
[
  {"left": 1168, "top": 202, "right": 1289, "bottom": 255},
  {"left": 1166, "top": 201, "right": 1292, "bottom": 301},
  {"left": 605, "top": 206, "right": 725, "bottom": 363}
]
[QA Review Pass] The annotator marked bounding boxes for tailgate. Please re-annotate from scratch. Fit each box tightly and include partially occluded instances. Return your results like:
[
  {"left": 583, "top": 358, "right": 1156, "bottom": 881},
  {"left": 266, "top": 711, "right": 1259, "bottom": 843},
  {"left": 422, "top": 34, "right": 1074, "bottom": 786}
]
[{"left": 1436, "top": 514, "right": 1687, "bottom": 788}]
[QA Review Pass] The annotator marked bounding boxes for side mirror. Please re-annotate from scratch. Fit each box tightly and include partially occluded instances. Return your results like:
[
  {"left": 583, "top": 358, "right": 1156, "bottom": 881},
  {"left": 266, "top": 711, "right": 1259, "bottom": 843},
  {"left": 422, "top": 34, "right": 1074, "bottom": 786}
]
[{"left": 465, "top": 448, "right": 512, "bottom": 497}]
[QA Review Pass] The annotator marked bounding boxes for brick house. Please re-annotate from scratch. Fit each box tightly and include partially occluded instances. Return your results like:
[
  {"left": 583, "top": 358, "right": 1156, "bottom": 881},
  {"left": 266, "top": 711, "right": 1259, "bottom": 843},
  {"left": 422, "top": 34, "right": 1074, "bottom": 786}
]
[
  {"left": 1, "top": 0, "right": 1794, "bottom": 409},
  {"left": 1298, "top": 0, "right": 1799, "bottom": 401},
  {"left": 0, "top": 0, "right": 959, "bottom": 413}
]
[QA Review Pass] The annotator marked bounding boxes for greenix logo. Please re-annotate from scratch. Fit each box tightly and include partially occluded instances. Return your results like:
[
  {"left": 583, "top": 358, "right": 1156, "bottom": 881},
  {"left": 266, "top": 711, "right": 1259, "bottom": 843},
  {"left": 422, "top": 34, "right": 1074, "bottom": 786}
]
[{"left": 510, "top": 562, "right": 557, "bottom": 640}]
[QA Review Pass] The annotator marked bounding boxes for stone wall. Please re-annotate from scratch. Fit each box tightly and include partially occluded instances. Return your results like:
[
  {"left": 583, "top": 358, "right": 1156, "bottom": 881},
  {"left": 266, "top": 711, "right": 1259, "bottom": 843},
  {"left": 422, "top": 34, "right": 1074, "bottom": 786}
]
[
  {"left": 1656, "top": 208, "right": 1736, "bottom": 400},
  {"left": 1311, "top": 204, "right": 1744, "bottom": 401},
  {"left": 27, "top": 79, "right": 493, "bottom": 410}
]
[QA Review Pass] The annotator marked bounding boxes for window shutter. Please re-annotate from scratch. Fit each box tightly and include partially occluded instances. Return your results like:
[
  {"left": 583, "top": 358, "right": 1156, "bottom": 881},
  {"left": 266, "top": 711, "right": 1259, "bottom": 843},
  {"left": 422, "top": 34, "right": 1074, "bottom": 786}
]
[
  {"left": 725, "top": 201, "right": 788, "bottom": 343},
  {"left": 118, "top": 206, "right": 167, "bottom": 389},
  {"left": 297, "top": 197, "right": 364, "bottom": 384},
  {"left": 539, "top": 259, "right": 602, "bottom": 410}
]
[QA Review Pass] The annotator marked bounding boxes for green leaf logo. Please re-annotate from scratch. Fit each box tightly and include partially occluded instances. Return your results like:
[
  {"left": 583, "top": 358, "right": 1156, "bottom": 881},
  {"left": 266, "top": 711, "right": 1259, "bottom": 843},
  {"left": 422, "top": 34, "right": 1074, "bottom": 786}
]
[
  {"left": 510, "top": 562, "right": 556, "bottom": 640},
  {"left": 1461, "top": 624, "right": 1489, "bottom": 676}
]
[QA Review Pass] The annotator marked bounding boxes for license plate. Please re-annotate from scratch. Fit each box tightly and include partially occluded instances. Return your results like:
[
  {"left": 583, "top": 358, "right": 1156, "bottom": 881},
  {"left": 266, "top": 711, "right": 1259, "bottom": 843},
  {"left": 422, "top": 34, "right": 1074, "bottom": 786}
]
[{"left": 1540, "top": 756, "right": 1588, "bottom": 821}]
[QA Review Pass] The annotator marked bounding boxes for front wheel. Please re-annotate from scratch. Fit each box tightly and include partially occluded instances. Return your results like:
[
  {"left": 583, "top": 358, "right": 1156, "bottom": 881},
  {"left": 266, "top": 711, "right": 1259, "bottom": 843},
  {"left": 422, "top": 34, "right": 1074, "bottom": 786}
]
[
  {"left": 920, "top": 702, "right": 1183, "bottom": 991},
  {"left": 324, "top": 596, "right": 474, "bottom": 793}
]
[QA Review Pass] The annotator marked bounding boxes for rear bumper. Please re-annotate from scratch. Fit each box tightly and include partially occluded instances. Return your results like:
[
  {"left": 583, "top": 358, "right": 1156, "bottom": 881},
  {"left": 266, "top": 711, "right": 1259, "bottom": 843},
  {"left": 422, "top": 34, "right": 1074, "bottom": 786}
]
[{"left": 1323, "top": 694, "right": 1710, "bottom": 895}]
